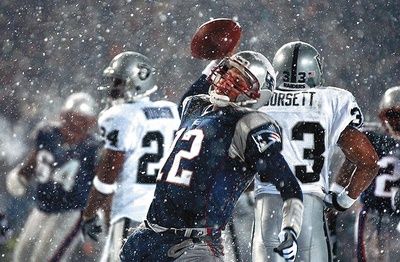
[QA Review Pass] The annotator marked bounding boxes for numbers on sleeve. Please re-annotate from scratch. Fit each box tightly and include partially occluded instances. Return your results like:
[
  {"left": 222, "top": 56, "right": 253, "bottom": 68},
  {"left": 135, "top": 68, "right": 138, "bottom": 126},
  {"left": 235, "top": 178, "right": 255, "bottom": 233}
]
[
  {"left": 137, "top": 131, "right": 164, "bottom": 184},
  {"left": 350, "top": 107, "right": 363, "bottom": 128},
  {"left": 100, "top": 126, "right": 119, "bottom": 147},
  {"left": 157, "top": 128, "right": 204, "bottom": 187},
  {"left": 291, "top": 122, "right": 325, "bottom": 183},
  {"left": 35, "top": 150, "right": 80, "bottom": 191}
]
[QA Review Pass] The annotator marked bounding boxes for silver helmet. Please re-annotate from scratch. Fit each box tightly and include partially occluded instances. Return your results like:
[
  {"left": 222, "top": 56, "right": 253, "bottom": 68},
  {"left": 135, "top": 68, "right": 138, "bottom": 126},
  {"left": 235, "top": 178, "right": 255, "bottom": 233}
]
[
  {"left": 101, "top": 51, "right": 157, "bottom": 101},
  {"left": 208, "top": 50, "right": 276, "bottom": 108},
  {"left": 273, "top": 41, "right": 323, "bottom": 90},
  {"left": 379, "top": 86, "right": 400, "bottom": 137}
]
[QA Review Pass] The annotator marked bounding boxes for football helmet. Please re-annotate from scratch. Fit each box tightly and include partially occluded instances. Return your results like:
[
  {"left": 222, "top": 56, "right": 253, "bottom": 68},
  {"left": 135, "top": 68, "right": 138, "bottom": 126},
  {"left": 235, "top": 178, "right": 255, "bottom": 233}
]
[
  {"left": 62, "top": 92, "right": 97, "bottom": 117},
  {"left": 208, "top": 51, "right": 276, "bottom": 107},
  {"left": 379, "top": 86, "right": 400, "bottom": 137},
  {"left": 273, "top": 41, "right": 323, "bottom": 90},
  {"left": 100, "top": 51, "right": 157, "bottom": 102}
]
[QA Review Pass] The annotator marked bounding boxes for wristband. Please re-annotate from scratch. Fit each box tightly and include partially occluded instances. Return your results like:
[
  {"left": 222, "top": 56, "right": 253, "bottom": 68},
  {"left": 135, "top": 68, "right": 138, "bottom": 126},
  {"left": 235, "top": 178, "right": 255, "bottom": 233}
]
[
  {"left": 336, "top": 191, "right": 356, "bottom": 209},
  {"left": 93, "top": 176, "right": 117, "bottom": 195},
  {"left": 330, "top": 182, "right": 345, "bottom": 194}
]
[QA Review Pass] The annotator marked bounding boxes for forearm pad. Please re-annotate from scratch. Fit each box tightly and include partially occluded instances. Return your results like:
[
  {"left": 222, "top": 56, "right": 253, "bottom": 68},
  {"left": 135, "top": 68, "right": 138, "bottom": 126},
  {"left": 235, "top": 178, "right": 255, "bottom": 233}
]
[{"left": 281, "top": 198, "right": 304, "bottom": 237}]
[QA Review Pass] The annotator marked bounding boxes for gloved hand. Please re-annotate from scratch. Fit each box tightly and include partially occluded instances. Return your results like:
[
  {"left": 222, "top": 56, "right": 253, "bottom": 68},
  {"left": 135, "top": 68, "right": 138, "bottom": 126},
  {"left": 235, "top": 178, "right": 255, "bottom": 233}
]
[
  {"left": 273, "top": 228, "right": 298, "bottom": 262},
  {"left": 0, "top": 213, "right": 12, "bottom": 245},
  {"left": 81, "top": 215, "right": 102, "bottom": 242},
  {"left": 323, "top": 191, "right": 349, "bottom": 212}
]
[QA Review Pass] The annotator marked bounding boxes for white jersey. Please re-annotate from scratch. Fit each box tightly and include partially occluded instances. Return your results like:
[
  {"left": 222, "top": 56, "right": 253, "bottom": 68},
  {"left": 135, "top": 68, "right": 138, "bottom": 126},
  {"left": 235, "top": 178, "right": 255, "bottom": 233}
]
[
  {"left": 98, "top": 97, "right": 180, "bottom": 223},
  {"left": 255, "top": 86, "right": 363, "bottom": 199}
]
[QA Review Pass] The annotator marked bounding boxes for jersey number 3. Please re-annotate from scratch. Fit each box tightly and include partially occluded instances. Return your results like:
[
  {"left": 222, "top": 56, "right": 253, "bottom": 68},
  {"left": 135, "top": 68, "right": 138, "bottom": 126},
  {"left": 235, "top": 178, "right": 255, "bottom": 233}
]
[{"left": 292, "top": 122, "right": 325, "bottom": 183}]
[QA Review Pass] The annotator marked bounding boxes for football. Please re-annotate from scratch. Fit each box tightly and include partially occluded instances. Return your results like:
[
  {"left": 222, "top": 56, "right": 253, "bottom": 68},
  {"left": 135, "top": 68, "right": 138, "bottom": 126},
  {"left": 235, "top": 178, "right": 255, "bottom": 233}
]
[{"left": 191, "top": 18, "right": 242, "bottom": 60}]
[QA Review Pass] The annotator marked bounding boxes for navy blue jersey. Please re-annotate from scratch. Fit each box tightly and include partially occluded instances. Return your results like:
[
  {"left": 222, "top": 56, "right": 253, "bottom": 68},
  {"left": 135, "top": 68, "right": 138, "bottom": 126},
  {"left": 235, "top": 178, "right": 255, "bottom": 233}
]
[
  {"left": 34, "top": 124, "right": 101, "bottom": 213},
  {"left": 360, "top": 130, "right": 400, "bottom": 214},
  {"left": 147, "top": 95, "right": 301, "bottom": 230}
]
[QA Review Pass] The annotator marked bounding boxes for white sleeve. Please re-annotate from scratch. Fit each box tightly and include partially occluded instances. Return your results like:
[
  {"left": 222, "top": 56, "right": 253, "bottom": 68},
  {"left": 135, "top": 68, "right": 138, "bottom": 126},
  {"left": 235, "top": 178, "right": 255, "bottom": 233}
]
[
  {"left": 98, "top": 114, "right": 137, "bottom": 152},
  {"left": 331, "top": 90, "right": 364, "bottom": 144}
]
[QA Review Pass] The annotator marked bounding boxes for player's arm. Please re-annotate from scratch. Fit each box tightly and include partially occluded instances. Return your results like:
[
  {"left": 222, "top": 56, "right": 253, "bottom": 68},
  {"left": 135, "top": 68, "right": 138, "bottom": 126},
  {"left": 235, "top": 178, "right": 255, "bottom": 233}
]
[
  {"left": 178, "top": 61, "right": 217, "bottom": 114},
  {"left": 82, "top": 149, "right": 123, "bottom": 219},
  {"left": 328, "top": 126, "right": 379, "bottom": 211},
  {"left": 81, "top": 148, "right": 124, "bottom": 241},
  {"left": 6, "top": 150, "right": 36, "bottom": 197},
  {"left": 241, "top": 115, "right": 303, "bottom": 261}
]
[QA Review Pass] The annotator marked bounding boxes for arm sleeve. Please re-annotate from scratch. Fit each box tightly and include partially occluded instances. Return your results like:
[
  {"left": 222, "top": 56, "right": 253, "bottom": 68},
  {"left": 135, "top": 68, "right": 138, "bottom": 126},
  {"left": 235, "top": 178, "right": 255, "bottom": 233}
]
[
  {"left": 239, "top": 114, "right": 302, "bottom": 201},
  {"left": 178, "top": 60, "right": 218, "bottom": 114},
  {"left": 257, "top": 152, "right": 303, "bottom": 202},
  {"left": 99, "top": 115, "right": 137, "bottom": 152},
  {"left": 178, "top": 74, "right": 210, "bottom": 115},
  {"left": 332, "top": 90, "right": 364, "bottom": 144}
]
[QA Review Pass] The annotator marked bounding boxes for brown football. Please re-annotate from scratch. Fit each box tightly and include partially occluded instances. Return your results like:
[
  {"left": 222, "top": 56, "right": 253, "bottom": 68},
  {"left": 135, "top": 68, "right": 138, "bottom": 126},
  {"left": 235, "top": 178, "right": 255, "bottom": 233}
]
[{"left": 191, "top": 18, "right": 242, "bottom": 60}]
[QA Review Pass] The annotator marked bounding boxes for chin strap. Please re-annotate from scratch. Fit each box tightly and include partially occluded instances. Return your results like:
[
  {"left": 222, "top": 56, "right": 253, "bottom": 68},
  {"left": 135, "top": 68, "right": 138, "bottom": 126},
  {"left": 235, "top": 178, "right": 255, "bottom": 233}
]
[
  {"left": 209, "top": 91, "right": 230, "bottom": 107},
  {"left": 209, "top": 91, "right": 258, "bottom": 107}
]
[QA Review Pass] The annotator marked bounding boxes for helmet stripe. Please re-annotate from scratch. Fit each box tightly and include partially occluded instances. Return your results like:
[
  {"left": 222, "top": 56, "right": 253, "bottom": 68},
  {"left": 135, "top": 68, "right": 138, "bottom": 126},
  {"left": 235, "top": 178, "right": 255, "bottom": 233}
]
[{"left": 290, "top": 43, "right": 301, "bottom": 83}]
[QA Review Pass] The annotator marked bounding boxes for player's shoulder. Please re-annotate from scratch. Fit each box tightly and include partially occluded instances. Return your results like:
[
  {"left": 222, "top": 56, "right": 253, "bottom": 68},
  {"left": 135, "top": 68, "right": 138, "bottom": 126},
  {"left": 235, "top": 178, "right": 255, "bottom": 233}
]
[
  {"left": 151, "top": 99, "right": 178, "bottom": 109},
  {"left": 34, "top": 121, "right": 61, "bottom": 137},
  {"left": 181, "top": 94, "right": 212, "bottom": 117},
  {"left": 98, "top": 103, "right": 140, "bottom": 126},
  {"left": 364, "top": 129, "right": 398, "bottom": 147},
  {"left": 316, "top": 86, "right": 355, "bottom": 99},
  {"left": 233, "top": 106, "right": 280, "bottom": 132}
]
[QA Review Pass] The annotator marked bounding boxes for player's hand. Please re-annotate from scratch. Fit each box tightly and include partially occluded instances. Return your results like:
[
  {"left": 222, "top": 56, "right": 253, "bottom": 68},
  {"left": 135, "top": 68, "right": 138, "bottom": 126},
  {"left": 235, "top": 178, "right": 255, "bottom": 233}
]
[
  {"left": 0, "top": 214, "right": 12, "bottom": 244},
  {"left": 81, "top": 215, "right": 102, "bottom": 242},
  {"left": 323, "top": 191, "right": 348, "bottom": 211},
  {"left": 273, "top": 228, "right": 298, "bottom": 262}
]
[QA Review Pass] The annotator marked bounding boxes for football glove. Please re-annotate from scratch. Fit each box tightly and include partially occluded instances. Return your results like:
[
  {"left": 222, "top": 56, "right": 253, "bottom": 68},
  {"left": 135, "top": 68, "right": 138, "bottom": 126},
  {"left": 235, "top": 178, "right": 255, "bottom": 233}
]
[
  {"left": 81, "top": 215, "right": 102, "bottom": 242},
  {"left": 273, "top": 228, "right": 298, "bottom": 262}
]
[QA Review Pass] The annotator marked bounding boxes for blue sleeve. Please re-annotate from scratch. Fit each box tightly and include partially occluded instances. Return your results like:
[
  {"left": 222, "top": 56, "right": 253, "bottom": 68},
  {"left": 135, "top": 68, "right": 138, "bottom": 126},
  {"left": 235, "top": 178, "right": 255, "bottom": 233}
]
[
  {"left": 178, "top": 74, "right": 210, "bottom": 115},
  {"left": 258, "top": 152, "right": 303, "bottom": 201},
  {"left": 244, "top": 123, "right": 302, "bottom": 201}
]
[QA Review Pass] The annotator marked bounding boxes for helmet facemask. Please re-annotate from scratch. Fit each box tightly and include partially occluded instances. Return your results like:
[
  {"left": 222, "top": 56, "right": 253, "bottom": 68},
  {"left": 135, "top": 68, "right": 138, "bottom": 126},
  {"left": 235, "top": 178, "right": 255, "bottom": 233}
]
[
  {"left": 378, "top": 86, "right": 400, "bottom": 138},
  {"left": 379, "top": 107, "right": 400, "bottom": 138},
  {"left": 208, "top": 57, "right": 260, "bottom": 107}
]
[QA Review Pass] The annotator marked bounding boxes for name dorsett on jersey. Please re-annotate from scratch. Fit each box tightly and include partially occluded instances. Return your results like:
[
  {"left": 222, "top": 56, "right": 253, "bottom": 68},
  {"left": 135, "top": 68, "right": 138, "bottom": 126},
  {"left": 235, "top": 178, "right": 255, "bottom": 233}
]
[{"left": 265, "top": 91, "right": 316, "bottom": 107}]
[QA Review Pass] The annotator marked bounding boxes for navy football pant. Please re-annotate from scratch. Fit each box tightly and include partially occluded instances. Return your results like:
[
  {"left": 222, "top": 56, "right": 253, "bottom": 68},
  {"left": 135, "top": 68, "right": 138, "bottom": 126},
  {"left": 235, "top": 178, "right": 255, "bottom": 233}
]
[{"left": 356, "top": 205, "right": 400, "bottom": 262}]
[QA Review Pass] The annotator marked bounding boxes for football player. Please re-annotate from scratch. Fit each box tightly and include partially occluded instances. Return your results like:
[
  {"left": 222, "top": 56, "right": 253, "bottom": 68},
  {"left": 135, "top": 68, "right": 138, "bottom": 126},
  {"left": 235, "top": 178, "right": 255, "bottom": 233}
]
[
  {"left": 120, "top": 51, "right": 304, "bottom": 262},
  {"left": 252, "top": 41, "right": 379, "bottom": 262},
  {"left": 356, "top": 86, "right": 400, "bottom": 261},
  {"left": 80, "top": 51, "right": 180, "bottom": 261},
  {"left": 7, "top": 92, "right": 100, "bottom": 262}
]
